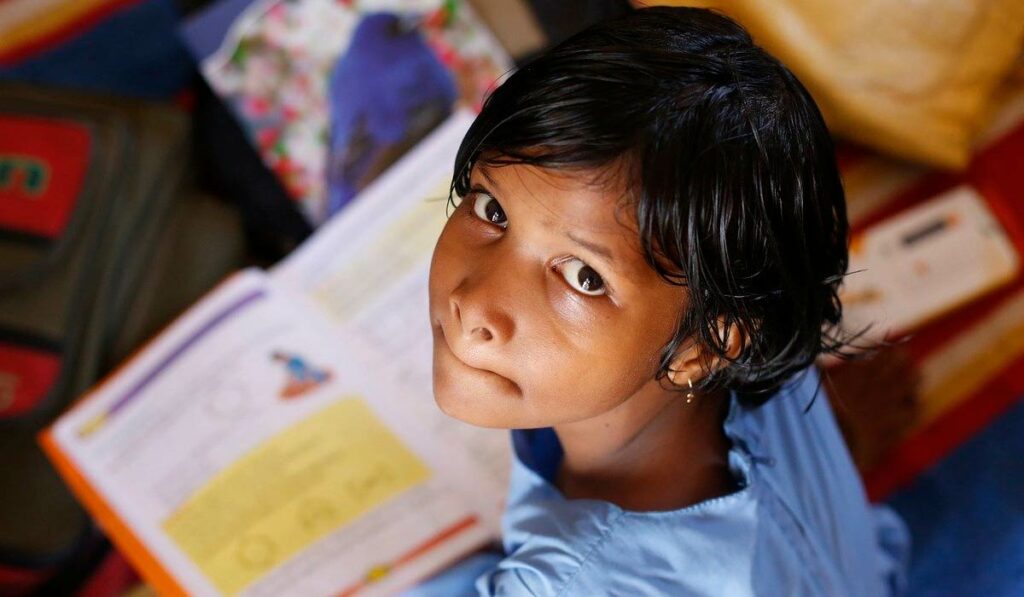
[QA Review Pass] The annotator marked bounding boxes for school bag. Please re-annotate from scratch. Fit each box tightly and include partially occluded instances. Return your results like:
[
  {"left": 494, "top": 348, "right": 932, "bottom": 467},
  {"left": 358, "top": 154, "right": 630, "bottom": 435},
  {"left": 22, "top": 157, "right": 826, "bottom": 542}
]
[{"left": 0, "top": 83, "right": 246, "bottom": 594}]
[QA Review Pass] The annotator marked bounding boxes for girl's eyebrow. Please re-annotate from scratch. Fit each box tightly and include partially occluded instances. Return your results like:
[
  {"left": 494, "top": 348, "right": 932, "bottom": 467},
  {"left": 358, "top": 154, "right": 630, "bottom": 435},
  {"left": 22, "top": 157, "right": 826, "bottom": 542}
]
[
  {"left": 566, "top": 230, "right": 615, "bottom": 264},
  {"left": 477, "top": 166, "right": 503, "bottom": 193}
]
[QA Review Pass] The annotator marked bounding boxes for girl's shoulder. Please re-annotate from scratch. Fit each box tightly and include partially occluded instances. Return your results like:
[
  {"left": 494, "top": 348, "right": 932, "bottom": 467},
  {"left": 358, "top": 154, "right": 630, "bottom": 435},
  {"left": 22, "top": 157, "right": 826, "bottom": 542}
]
[{"left": 488, "top": 367, "right": 908, "bottom": 596}]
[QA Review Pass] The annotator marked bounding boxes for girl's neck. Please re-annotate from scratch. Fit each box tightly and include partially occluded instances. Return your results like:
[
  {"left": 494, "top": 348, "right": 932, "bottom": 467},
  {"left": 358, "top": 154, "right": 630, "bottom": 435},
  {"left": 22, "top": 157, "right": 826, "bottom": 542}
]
[{"left": 552, "top": 383, "right": 735, "bottom": 512}]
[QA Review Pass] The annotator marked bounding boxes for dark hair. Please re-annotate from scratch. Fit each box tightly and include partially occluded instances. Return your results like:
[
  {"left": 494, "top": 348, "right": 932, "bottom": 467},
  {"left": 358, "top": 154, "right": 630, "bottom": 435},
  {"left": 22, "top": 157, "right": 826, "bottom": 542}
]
[{"left": 450, "top": 7, "right": 849, "bottom": 406}]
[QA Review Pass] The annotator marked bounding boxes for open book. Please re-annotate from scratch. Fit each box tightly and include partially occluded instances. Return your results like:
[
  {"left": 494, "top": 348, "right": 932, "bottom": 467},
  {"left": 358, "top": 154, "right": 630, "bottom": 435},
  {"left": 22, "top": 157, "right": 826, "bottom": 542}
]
[{"left": 41, "top": 112, "right": 510, "bottom": 596}]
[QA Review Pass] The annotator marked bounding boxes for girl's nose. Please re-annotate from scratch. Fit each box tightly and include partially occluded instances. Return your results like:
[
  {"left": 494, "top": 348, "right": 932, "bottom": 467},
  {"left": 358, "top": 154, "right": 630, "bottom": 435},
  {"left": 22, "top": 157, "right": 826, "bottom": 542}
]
[{"left": 448, "top": 282, "right": 515, "bottom": 346}]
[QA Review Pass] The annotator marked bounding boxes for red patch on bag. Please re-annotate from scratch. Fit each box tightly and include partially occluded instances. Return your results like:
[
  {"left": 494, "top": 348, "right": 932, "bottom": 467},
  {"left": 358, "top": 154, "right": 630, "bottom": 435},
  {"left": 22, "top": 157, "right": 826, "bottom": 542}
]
[
  {"left": 0, "top": 563, "right": 52, "bottom": 596},
  {"left": 0, "top": 117, "right": 91, "bottom": 239},
  {"left": 0, "top": 341, "right": 62, "bottom": 418}
]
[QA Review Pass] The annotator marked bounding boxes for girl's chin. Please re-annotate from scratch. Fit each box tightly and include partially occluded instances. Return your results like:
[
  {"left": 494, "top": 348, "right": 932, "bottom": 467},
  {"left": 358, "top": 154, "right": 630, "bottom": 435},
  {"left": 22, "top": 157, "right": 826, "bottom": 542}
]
[{"left": 431, "top": 373, "right": 522, "bottom": 429}]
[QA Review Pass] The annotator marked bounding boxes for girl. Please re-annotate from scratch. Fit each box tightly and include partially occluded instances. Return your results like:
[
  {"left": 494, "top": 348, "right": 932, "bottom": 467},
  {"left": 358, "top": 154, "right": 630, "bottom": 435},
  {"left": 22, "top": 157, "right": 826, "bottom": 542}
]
[{"left": 421, "top": 7, "right": 908, "bottom": 595}]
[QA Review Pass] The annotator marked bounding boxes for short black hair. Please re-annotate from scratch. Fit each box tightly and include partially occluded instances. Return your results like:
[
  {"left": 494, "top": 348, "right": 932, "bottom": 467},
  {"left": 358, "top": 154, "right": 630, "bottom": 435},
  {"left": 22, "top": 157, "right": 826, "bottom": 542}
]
[{"left": 450, "top": 7, "right": 849, "bottom": 406}]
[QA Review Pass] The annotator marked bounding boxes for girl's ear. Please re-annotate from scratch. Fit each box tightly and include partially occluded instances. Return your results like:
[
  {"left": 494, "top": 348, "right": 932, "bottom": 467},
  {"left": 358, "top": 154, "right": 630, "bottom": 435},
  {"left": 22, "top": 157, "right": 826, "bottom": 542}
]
[{"left": 666, "top": 317, "right": 749, "bottom": 387}]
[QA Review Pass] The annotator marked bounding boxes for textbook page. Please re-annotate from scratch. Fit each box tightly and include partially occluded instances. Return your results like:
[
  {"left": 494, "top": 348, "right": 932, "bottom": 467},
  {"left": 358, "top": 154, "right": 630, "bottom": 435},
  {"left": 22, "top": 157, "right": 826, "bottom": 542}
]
[
  {"left": 47, "top": 270, "right": 498, "bottom": 596},
  {"left": 841, "top": 185, "right": 1020, "bottom": 337},
  {"left": 272, "top": 110, "right": 511, "bottom": 511}
]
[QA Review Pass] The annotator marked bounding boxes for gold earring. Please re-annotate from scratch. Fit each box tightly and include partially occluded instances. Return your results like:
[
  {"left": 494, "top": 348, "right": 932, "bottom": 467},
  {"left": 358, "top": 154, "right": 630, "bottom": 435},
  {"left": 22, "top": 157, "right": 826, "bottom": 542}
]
[{"left": 686, "top": 377, "right": 695, "bottom": 404}]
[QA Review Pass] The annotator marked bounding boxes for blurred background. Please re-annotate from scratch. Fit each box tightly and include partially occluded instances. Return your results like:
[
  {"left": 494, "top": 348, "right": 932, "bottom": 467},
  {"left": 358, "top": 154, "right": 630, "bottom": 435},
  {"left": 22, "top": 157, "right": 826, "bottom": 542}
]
[{"left": 0, "top": 0, "right": 1022, "bottom": 594}]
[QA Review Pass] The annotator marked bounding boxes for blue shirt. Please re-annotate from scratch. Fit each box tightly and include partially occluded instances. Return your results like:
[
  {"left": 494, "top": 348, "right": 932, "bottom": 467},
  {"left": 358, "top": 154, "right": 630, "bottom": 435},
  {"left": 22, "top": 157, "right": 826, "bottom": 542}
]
[{"left": 407, "top": 367, "right": 910, "bottom": 596}]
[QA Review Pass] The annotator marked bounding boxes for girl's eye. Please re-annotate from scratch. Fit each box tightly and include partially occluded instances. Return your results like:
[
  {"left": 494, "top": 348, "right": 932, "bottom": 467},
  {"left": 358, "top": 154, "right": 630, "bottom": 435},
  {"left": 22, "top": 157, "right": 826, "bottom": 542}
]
[
  {"left": 559, "top": 258, "right": 606, "bottom": 296},
  {"left": 471, "top": 193, "right": 508, "bottom": 228}
]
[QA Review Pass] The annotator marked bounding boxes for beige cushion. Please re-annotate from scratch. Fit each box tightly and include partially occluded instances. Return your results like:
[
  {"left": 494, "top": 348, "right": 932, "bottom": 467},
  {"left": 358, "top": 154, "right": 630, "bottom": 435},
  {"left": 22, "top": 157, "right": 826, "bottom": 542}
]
[{"left": 641, "top": 1, "right": 1024, "bottom": 168}]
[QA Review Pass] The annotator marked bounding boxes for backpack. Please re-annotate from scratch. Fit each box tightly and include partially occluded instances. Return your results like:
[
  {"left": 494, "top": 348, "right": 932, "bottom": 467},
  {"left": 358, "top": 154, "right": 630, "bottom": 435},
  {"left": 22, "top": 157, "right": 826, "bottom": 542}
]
[{"left": 0, "top": 83, "right": 245, "bottom": 594}]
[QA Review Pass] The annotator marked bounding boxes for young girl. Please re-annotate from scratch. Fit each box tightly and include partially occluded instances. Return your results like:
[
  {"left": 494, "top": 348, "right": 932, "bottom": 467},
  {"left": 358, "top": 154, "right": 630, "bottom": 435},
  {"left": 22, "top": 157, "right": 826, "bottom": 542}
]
[{"left": 418, "top": 7, "right": 909, "bottom": 595}]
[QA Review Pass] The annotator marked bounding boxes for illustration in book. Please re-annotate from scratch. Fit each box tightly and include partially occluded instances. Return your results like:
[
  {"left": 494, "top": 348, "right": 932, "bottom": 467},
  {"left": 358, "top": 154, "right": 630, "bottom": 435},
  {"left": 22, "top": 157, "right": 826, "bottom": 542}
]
[
  {"left": 272, "top": 350, "right": 333, "bottom": 398},
  {"left": 182, "top": 0, "right": 511, "bottom": 223}
]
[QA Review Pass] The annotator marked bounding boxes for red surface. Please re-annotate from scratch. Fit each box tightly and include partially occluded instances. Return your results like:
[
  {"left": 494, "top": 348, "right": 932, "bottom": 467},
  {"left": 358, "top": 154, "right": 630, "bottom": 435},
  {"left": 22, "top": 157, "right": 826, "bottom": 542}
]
[
  {"left": 0, "top": 564, "right": 51, "bottom": 597},
  {"left": 865, "top": 353, "right": 1024, "bottom": 500},
  {"left": 834, "top": 141, "right": 872, "bottom": 172},
  {"left": 75, "top": 549, "right": 140, "bottom": 597},
  {"left": 0, "top": 116, "right": 91, "bottom": 239},
  {"left": 0, "top": 341, "right": 62, "bottom": 419},
  {"left": 858, "top": 120, "right": 1024, "bottom": 499}
]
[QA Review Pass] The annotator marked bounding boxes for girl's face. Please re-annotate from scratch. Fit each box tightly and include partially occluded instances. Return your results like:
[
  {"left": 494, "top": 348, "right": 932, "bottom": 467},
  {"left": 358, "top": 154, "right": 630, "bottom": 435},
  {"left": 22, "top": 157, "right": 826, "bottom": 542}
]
[{"left": 428, "top": 161, "right": 688, "bottom": 429}]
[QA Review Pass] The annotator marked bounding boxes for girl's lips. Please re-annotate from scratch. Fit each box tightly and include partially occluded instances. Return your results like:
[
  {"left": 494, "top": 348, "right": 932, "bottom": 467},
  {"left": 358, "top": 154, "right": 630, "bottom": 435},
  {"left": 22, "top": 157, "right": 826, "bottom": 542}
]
[{"left": 433, "top": 320, "right": 521, "bottom": 394}]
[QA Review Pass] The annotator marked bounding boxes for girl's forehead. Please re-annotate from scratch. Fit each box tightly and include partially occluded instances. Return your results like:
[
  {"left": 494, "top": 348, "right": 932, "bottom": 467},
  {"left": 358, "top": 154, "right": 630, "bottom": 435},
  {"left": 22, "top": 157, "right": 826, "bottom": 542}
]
[{"left": 470, "top": 162, "right": 666, "bottom": 284}]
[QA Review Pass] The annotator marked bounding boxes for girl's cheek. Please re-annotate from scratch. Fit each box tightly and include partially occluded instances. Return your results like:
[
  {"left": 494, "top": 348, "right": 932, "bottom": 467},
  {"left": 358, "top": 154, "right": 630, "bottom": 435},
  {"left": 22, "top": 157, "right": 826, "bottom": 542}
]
[{"left": 545, "top": 273, "right": 615, "bottom": 339}]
